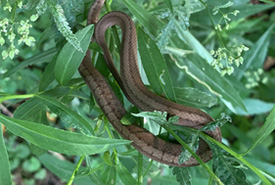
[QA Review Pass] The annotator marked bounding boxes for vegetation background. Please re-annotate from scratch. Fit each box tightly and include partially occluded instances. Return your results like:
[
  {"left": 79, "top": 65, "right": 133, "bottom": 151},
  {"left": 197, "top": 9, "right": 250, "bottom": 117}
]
[{"left": 0, "top": 0, "right": 275, "bottom": 184}]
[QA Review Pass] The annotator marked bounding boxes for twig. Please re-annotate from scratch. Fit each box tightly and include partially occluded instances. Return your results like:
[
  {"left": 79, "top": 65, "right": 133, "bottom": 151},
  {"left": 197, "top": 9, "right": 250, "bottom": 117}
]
[{"left": 0, "top": 103, "right": 13, "bottom": 117}]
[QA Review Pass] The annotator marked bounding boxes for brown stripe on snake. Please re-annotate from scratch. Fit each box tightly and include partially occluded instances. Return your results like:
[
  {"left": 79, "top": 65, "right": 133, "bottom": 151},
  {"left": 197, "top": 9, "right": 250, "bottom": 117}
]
[{"left": 78, "top": 0, "right": 222, "bottom": 166}]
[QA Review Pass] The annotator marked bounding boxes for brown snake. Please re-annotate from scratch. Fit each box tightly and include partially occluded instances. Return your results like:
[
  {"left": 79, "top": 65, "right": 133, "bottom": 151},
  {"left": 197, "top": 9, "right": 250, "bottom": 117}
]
[{"left": 78, "top": 0, "right": 221, "bottom": 167}]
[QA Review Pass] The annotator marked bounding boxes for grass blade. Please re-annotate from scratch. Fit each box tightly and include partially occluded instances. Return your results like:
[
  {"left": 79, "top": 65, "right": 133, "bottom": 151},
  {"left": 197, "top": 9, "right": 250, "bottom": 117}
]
[{"left": 243, "top": 105, "right": 275, "bottom": 156}]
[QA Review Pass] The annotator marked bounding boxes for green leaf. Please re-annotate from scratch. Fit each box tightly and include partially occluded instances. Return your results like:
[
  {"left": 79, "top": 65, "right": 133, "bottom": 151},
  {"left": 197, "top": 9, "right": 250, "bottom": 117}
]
[
  {"left": 121, "top": 0, "right": 162, "bottom": 36},
  {"left": 14, "top": 144, "right": 31, "bottom": 159},
  {"left": 163, "top": 0, "right": 173, "bottom": 13},
  {"left": 211, "top": 4, "right": 275, "bottom": 24},
  {"left": 39, "top": 54, "right": 58, "bottom": 91},
  {"left": 174, "top": 87, "right": 217, "bottom": 108},
  {"left": 0, "top": 94, "right": 35, "bottom": 104},
  {"left": 39, "top": 153, "right": 92, "bottom": 182},
  {"left": 102, "top": 166, "right": 116, "bottom": 185},
  {"left": 0, "top": 125, "right": 12, "bottom": 185},
  {"left": 236, "top": 23, "right": 275, "bottom": 79},
  {"left": 0, "top": 114, "right": 131, "bottom": 156},
  {"left": 138, "top": 28, "right": 176, "bottom": 101},
  {"left": 23, "top": 0, "right": 40, "bottom": 9},
  {"left": 116, "top": 162, "right": 137, "bottom": 185},
  {"left": 178, "top": 135, "right": 199, "bottom": 165},
  {"left": 175, "top": 54, "right": 246, "bottom": 111},
  {"left": 55, "top": 25, "right": 93, "bottom": 85},
  {"left": 2, "top": 48, "right": 57, "bottom": 78},
  {"left": 260, "top": 0, "right": 275, "bottom": 5},
  {"left": 243, "top": 105, "right": 275, "bottom": 156},
  {"left": 34, "top": 169, "right": 47, "bottom": 180},
  {"left": 245, "top": 157, "right": 275, "bottom": 176},
  {"left": 224, "top": 98, "right": 275, "bottom": 116},
  {"left": 35, "top": 94, "right": 94, "bottom": 135},
  {"left": 14, "top": 98, "right": 48, "bottom": 124},
  {"left": 22, "top": 156, "right": 41, "bottom": 173},
  {"left": 132, "top": 111, "right": 179, "bottom": 126},
  {"left": 212, "top": 146, "right": 250, "bottom": 185},
  {"left": 174, "top": 22, "right": 214, "bottom": 63},
  {"left": 172, "top": 167, "right": 191, "bottom": 185},
  {"left": 201, "top": 113, "right": 231, "bottom": 131}
]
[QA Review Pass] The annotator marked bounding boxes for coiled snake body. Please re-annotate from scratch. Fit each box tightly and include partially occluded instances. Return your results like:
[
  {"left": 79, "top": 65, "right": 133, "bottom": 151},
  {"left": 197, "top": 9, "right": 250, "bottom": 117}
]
[{"left": 78, "top": 0, "right": 221, "bottom": 167}]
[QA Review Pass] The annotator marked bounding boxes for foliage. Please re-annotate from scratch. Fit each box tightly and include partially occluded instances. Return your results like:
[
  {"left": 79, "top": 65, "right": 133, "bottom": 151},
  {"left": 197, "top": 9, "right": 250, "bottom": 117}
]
[{"left": 1, "top": 0, "right": 275, "bottom": 185}]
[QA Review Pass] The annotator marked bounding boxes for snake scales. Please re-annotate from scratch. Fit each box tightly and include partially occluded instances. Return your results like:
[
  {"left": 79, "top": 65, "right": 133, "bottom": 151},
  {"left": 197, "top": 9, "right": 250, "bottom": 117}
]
[{"left": 78, "top": 0, "right": 221, "bottom": 166}]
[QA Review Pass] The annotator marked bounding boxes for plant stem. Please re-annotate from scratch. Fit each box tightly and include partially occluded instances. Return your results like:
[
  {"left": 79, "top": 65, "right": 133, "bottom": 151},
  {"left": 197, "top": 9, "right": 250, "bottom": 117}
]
[
  {"left": 11, "top": 0, "right": 17, "bottom": 21},
  {"left": 104, "top": 118, "right": 118, "bottom": 163},
  {"left": 143, "top": 159, "right": 153, "bottom": 177},
  {"left": 67, "top": 156, "right": 85, "bottom": 185},
  {"left": 162, "top": 125, "right": 224, "bottom": 185},
  {"left": 137, "top": 152, "right": 143, "bottom": 185},
  {"left": 198, "top": 0, "right": 226, "bottom": 49},
  {"left": 201, "top": 133, "right": 272, "bottom": 185}
]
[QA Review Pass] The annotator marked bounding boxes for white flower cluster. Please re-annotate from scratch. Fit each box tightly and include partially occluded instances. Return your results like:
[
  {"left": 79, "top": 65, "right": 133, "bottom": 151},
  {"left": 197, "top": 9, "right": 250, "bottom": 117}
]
[
  {"left": 244, "top": 69, "right": 268, "bottom": 89},
  {"left": 211, "top": 45, "right": 249, "bottom": 76},
  {"left": 0, "top": 0, "right": 38, "bottom": 60},
  {"left": 215, "top": 10, "right": 240, "bottom": 31}
]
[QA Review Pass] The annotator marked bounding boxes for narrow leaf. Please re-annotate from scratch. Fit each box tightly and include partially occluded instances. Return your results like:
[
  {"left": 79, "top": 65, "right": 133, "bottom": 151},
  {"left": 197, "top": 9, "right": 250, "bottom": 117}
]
[
  {"left": 35, "top": 94, "right": 94, "bottom": 135},
  {"left": 236, "top": 23, "right": 275, "bottom": 79},
  {"left": 102, "top": 166, "right": 116, "bottom": 185},
  {"left": 0, "top": 114, "right": 131, "bottom": 156},
  {"left": 121, "top": 0, "right": 162, "bottom": 36},
  {"left": 163, "top": 0, "right": 173, "bottom": 13},
  {"left": 174, "top": 87, "right": 217, "bottom": 108},
  {"left": 224, "top": 98, "right": 275, "bottom": 116},
  {"left": 0, "top": 125, "right": 12, "bottom": 185},
  {"left": 174, "top": 54, "right": 246, "bottom": 111},
  {"left": 138, "top": 28, "right": 176, "bottom": 101},
  {"left": 39, "top": 54, "right": 58, "bottom": 91},
  {"left": 116, "top": 162, "right": 137, "bottom": 185},
  {"left": 39, "top": 153, "right": 92, "bottom": 182},
  {"left": 13, "top": 98, "right": 48, "bottom": 125},
  {"left": 243, "top": 105, "right": 275, "bottom": 155},
  {"left": 174, "top": 22, "right": 213, "bottom": 63},
  {"left": 259, "top": 0, "right": 275, "bottom": 5},
  {"left": 55, "top": 25, "right": 93, "bottom": 85},
  {"left": 2, "top": 48, "right": 57, "bottom": 78}
]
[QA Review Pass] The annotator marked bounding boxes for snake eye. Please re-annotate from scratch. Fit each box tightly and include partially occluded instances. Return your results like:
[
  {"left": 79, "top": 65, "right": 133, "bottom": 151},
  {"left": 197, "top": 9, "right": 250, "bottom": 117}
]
[{"left": 166, "top": 113, "right": 174, "bottom": 121}]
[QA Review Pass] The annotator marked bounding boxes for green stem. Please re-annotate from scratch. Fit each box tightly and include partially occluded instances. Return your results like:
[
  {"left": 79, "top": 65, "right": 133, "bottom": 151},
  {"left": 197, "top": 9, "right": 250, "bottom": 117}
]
[
  {"left": 0, "top": 94, "right": 35, "bottom": 104},
  {"left": 104, "top": 118, "right": 118, "bottom": 163},
  {"left": 67, "top": 156, "right": 85, "bottom": 185},
  {"left": 104, "top": 0, "right": 121, "bottom": 52},
  {"left": 198, "top": 0, "right": 226, "bottom": 49},
  {"left": 137, "top": 152, "right": 143, "bottom": 185},
  {"left": 162, "top": 125, "right": 224, "bottom": 185},
  {"left": 143, "top": 160, "right": 153, "bottom": 177},
  {"left": 11, "top": 1, "right": 17, "bottom": 21},
  {"left": 201, "top": 133, "right": 272, "bottom": 185}
]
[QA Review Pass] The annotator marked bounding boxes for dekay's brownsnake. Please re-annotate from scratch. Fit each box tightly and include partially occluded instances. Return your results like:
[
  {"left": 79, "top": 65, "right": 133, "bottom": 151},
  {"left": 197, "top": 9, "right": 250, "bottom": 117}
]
[{"left": 78, "top": 0, "right": 221, "bottom": 166}]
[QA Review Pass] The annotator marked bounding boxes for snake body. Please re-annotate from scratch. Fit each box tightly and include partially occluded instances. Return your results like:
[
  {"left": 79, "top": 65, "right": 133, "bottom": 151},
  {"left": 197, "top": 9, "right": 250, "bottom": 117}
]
[{"left": 78, "top": 0, "right": 221, "bottom": 167}]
